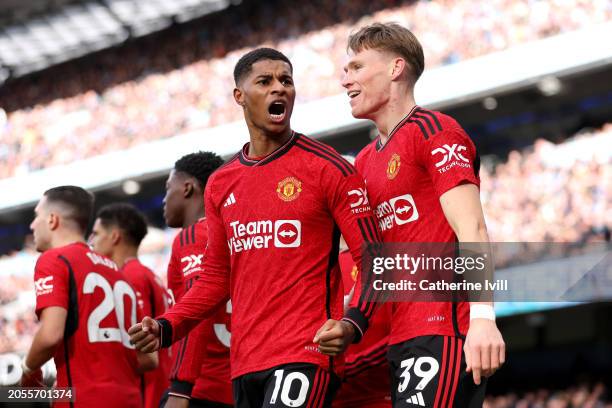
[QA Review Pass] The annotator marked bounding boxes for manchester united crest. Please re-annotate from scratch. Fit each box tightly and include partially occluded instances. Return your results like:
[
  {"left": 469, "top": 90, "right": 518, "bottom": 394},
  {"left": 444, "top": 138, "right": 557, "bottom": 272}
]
[
  {"left": 276, "top": 177, "right": 302, "bottom": 202},
  {"left": 387, "top": 153, "right": 401, "bottom": 180}
]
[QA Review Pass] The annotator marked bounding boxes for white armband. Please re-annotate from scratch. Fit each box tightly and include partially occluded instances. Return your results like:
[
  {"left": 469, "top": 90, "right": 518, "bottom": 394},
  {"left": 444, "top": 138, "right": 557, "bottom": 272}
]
[{"left": 470, "top": 304, "right": 495, "bottom": 321}]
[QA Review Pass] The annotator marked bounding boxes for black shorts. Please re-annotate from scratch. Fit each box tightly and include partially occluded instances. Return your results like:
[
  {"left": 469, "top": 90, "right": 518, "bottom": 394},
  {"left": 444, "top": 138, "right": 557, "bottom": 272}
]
[
  {"left": 233, "top": 363, "right": 340, "bottom": 408},
  {"left": 388, "top": 336, "right": 486, "bottom": 408}
]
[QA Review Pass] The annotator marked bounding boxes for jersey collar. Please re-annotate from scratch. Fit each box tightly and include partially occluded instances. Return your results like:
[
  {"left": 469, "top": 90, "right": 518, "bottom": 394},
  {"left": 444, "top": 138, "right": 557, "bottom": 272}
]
[
  {"left": 376, "top": 105, "right": 419, "bottom": 151},
  {"left": 239, "top": 131, "right": 297, "bottom": 167}
]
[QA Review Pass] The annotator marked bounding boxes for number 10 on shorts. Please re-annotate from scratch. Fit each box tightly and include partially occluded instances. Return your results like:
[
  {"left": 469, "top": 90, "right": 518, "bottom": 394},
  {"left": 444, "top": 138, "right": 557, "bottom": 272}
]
[{"left": 270, "top": 369, "right": 310, "bottom": 407}]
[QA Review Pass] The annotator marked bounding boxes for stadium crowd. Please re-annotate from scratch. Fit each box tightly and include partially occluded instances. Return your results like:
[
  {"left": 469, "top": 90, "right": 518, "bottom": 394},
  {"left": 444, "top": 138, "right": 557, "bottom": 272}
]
[
  {"left": 483, "top": 381, "right": 611, "bottom": 407},
  {"left": 481, "top": 124, "right": 611, "bottom": 243},
  {"left": 1, "top": 0, "right": 611, "bottom": 178}
]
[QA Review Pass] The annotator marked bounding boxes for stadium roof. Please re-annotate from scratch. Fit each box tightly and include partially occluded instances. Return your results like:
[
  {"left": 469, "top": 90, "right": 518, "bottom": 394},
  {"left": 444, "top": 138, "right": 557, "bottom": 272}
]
[
  {"left": 0, "top": 0, "right": 81, "bottom": 23},
  {"left": 0, "top": 0, "right": 231, "bottom": 78}
]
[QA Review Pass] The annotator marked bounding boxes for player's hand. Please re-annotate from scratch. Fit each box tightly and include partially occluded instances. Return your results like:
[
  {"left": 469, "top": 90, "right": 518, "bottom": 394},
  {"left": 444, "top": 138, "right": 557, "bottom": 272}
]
[
  {"left": 128, "top": 316, "right": 161, "bottom": 353},
  {"left": 164, "top": 395, "right": 190, "bottom": 408},
  {"left": 19, "top": 368, "right": 44, "bottom": 387},
  {"left": 464, "top": 319, "right": 505, "bottom": 385},
  {"left": 313, "top": 319, "right": 355, "bottom": 356}
]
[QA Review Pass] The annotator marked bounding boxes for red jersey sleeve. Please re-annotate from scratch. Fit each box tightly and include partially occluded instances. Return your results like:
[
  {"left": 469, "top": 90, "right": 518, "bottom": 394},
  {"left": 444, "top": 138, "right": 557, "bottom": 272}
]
[
  {"left": 321, "top": 163, "right": 382, "bottom": 341},
  {"left": 158, "top": 178, "right": 230, "bottom": 348},
  {"left": 34, "top": 251, "right": 70, "bottom": 317},
  {"left": 418, "top": 126, "right": 480, "bottom": 197},
  {"left": 167, "top": 235, "right": 183, "bottom": 303}
]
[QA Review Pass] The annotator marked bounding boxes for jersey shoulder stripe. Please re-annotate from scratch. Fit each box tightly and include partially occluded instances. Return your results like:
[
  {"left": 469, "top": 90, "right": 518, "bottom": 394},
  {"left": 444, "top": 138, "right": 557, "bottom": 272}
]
[
  {"left": 296, "top": 135, "right": 354, "bottom": 173},
  {"left": 298, "top": 135, "right": 355, "bottom": 172},
  {"left": 295, "top": 142, "right": 349, "bottom": 176},
  {"left": 295, "top": 138, "right": 355, "bottom": 177},
  {"left": 416, "top": 107, "right": 443, "bottom": 132},
  {"left": 409, "top": 108, "right": 445, "bottom": 140},
  {"left": 408, "top": 117, "right": 432, "bottom": 140}
]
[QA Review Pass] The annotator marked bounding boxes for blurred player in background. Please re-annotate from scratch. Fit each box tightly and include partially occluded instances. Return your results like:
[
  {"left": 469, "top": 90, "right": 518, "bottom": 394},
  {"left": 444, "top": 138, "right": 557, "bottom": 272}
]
[
  {"left": 21, "top": 186, "right": 155, "bottom": 407},
  {"left": 129, "top": 48, "right": 381, "bottom": 407},
  {"left": 161, "top": 151, "right": 232, "bottom": 408},
  {"left": 333, "top": 240, "right": 392, "bottom": 408},
  {"left": 341, "top": 22, "right": 505, "bottom": 407},
  {"left": 90, "top": 203, "right": 169, "bottom": 408}
]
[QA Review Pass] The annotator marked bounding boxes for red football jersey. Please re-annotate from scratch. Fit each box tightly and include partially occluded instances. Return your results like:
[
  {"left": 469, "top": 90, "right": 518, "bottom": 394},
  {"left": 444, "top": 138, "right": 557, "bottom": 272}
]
[
  {"left": 354, "top": 106, "right": 480, "bottom": 345},
  {"left": 166, "top": 220, "right": 232, "bottom": 404},
  {"left": 122, "top": 259, "right": 172, "bottom": 408},
  {"left": 159, "top": 132, "right": 381, "bottom": 379},
  {"left": 33, "top": 242, "right": 141, "bottom": 407},
  {"left": 333, "top": 250, "right": 391, "bottom": 408}
]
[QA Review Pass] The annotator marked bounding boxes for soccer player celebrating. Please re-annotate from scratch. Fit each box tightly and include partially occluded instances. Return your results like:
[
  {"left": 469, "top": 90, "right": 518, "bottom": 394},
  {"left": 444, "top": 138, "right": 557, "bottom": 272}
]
[
  {"left": 129, "top": 48, "right": 381, "bottom": 407},
  {"left": 340, "top": 23, "right": 505, "bottom": 407},
  {"left": 162, "top": 151, "right": 232, "bottom": 408},
  {"left": 22, "top": 186, "right": 152, "bottom": 407},
  {"left": 90, "top": 203, "right": 169, "bottom": 408}
]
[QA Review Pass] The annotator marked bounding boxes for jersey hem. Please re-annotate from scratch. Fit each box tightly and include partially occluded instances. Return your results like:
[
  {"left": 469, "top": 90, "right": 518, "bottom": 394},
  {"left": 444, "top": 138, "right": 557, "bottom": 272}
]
[
  {"left": 388, "top": 329, "right": 466, "bottom": 346},
  {"left": 231, "top": 356, "right": 334, "bottom": 380}
]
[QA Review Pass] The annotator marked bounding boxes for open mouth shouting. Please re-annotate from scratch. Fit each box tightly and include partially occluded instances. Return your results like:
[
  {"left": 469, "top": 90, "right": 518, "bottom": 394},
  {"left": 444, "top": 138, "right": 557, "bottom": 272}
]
[{"left": 268, "top": 100, "right": 287, "bottom": 123}]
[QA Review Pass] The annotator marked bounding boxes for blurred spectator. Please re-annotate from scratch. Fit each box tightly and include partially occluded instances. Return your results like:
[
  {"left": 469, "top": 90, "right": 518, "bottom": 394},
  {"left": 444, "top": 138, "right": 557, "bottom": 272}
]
[
  {"left": 484, "top": 381, "right": 611, "bottom": 407},
  {"left": 0, "top": 0, "right": 610, "bottom": 178},
  {"left": 482, "top": 124, "right": 612, "bottom": 244}
]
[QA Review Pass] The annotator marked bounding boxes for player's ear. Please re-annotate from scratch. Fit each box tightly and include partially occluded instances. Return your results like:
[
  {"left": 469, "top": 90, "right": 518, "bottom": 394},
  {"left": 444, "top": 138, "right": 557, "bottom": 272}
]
[
  {"left": 48, "top": 212, "right": 60, "bottom": 231},
  {"left": 390, "top": 57, "right": 406, "bottom": 81},
  {"left": 184, "top": 180, "right": 194, "bottom": 199},
  {"left": 233, "top": 87, "right": 245, "bottom": 108},
  {"left": 111, "top": 229, "right": 121, "bottom": 246}
]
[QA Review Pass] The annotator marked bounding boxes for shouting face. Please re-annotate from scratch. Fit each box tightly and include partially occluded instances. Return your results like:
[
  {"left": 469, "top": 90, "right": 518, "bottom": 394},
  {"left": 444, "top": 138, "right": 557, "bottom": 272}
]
[{"left": 234, "top": 59, "right": 296, "bottom": 137}]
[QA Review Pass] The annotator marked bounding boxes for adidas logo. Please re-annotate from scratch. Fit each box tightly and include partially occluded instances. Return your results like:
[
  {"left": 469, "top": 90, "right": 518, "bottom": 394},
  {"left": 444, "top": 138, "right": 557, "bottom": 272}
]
[
  {"left": 406, "top": 392, "right": 425, "bottom": 406},
  {"left": 223, "top": 193, "right": 236, "bottom": 207}
]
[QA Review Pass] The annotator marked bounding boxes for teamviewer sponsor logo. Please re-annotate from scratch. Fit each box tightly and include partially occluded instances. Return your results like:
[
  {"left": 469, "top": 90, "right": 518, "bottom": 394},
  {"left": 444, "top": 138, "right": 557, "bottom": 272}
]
[
  {"left": 35, "top": 276, "right": 54, "bottom": 296},
  {"left": 348, "top": 188, "right": 371, "bottom": 214},
  {"left": 389, "top": 194, "right": 419, "bottom": 225},
  {"left": 375, "top": 193, "right": 419, "bottom": 231},
  {"left": 227, "top": 219, "right": 301, "bottom": 254},
  {"left": 274, "top": 220, "right": 301, "bottom": 248},
  {"left": 431, "top": 144, "right": 471, "bottom": 173}
]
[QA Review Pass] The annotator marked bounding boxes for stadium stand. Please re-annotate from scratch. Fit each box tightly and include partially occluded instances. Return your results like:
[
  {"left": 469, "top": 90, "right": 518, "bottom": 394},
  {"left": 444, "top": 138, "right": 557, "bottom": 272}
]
[
  {"left": 484, "top": 381, "right": 611, "bottom": 407},
  {"left": 481, "top": 124, "right": 611, "bottom": 243},
  {"left": 0, "top": 0, "right": 610, "bottom": 179}
]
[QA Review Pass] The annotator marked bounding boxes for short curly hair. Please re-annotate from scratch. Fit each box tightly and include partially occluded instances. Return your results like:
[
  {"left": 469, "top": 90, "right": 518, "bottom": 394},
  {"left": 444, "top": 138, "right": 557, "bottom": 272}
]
[
  {"left": 174, "top": 151, "right": 224, "bottom": 188},
  {"left": 97, "top": 203, "right": 148, "bottom": 247},
  {"left": 233, "top": 47, "right": 293, "bottom": 85}
]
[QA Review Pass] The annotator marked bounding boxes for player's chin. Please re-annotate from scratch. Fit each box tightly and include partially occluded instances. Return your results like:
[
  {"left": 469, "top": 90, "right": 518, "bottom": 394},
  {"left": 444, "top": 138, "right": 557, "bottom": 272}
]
[
  {"left": 264, "top": 120, "right": 291, "bottom": 135},
  {"left": 350, "top": 105, "right": 368, "bottom": 119}
]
